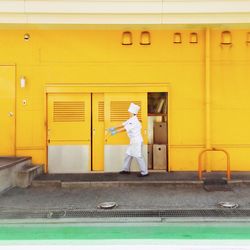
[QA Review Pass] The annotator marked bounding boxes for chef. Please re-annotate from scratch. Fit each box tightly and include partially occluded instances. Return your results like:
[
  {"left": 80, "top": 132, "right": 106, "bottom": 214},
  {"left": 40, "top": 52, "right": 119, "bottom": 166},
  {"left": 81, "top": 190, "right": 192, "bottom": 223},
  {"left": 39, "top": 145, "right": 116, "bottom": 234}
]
[{"left": 108, "top": 103, "right": 148, "bottom": 177}]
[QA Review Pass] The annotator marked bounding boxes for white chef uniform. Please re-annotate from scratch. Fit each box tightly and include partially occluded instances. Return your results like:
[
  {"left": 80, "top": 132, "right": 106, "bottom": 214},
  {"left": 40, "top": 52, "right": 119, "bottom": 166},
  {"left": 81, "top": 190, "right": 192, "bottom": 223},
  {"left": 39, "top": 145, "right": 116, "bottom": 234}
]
[{"left": 122, "top": 108, "right": 148, "bottom": 175}]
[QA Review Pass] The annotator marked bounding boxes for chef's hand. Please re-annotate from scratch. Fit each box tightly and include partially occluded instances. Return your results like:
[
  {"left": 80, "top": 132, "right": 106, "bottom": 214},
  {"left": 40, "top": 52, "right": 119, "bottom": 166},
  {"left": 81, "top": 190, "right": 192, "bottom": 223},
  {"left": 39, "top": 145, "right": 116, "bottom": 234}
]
[
  {"left": 108, "top": 127, "right": 116, "bottom": 132},
  {"left": 111, "top": 130, "right": 117, "bottom": 136}
]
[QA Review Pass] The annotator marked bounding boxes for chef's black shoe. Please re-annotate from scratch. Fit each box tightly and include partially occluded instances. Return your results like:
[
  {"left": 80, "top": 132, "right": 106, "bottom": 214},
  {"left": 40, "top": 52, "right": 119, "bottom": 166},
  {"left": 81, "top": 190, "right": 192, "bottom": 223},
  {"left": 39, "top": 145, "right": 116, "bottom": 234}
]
[
  {"left": 119, "top": 170, "right": 130, "bottom": 174},
  {"left": 137, "top": 173, "right": 149, "bottom": 177}
]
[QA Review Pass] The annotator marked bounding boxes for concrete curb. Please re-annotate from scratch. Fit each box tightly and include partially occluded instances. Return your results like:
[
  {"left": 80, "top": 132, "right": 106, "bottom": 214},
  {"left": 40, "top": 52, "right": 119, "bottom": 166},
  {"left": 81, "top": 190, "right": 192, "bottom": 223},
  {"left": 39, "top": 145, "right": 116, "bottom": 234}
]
[
  {"left": 2, "top": 216, "right": 250, "bottom": 225},
  {"left": 32, "top": 180, "right": 61, "bottom": 188},
  {"left": 61, "top": 181, "right": 204, "bottom": 188},
  {"left": 32, "top": 179, "right": 250, "bottom": 188}
]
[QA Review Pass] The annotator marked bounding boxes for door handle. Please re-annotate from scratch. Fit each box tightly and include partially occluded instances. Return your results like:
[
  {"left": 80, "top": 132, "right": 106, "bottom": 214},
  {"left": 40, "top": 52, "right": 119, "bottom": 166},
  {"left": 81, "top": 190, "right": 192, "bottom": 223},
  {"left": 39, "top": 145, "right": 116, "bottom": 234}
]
[
  {"left": 8, "top": 112, "right": 14, "bottom": 117},
  {"left": 93, "top": 128, "right": 96, "bottom": 136},
  {"left": 47, "top": 129, "right": 51, "bottom": 143}
]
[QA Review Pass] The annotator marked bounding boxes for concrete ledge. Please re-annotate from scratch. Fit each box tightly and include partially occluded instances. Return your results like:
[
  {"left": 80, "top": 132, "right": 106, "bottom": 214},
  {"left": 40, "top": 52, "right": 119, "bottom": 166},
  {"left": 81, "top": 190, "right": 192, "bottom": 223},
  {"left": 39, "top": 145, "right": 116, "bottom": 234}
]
[
  {"left": 61, "top": 180, "right": 204, "bottom": 188},
  {"left": 0, "top": 157, "right": 32, "bottom": 171},
  {"left": 227, "top": 180, "right": 250, "bottom": 185},
  {"left": 4, "top": 216, "right": 250, "bottom": 225},
  {"left": 228, "top": 180, "right": 243, "bottom": 184},
  {"left": 0, "top": 158, "right": 32, "bottom": 193},
  {"left": 16, "top": 165, "right": 44, "bottom": 188},
  {"left": 19, "top": 165, "right": 41, "bottom": 173},
  {"left": 32, "top": 180, "right": 61, "bottom": 188},
  {"left": 241, "top": 180, "right": 250, "bottom": 183},
  {"left": 32, "top": 172, "right": 250, "bottom": 188},
  {"left": 59, "top": 179, "right": 250, "bottom": 188},
  {"left": 61, "top": 182, "right": 90, "bottom": 188}
]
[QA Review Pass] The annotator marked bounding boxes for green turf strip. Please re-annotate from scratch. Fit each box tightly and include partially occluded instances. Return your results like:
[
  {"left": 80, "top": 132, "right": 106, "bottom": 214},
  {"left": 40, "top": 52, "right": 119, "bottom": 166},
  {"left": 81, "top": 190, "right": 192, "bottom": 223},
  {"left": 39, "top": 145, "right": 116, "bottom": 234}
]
[{"left": 0, "top": 224, "right": 250, "bottom": 240}]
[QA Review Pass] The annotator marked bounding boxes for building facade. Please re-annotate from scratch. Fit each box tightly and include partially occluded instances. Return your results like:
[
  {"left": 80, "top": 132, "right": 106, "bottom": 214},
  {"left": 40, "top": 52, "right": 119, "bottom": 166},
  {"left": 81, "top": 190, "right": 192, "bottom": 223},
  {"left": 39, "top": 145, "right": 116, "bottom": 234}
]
[{"left": 0, "top": 0, "right": 250, "bottom": 173}]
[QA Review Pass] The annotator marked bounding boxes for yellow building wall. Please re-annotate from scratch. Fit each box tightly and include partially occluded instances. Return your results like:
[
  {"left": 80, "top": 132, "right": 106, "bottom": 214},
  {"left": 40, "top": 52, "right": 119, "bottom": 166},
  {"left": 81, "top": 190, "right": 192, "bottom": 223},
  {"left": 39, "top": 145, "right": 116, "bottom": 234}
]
[
  {"left": 210, "top": 30, "right": 250, "bottom": 171},
  {"left": 0, "top": 29, "right": 249, "bottom": 171}
]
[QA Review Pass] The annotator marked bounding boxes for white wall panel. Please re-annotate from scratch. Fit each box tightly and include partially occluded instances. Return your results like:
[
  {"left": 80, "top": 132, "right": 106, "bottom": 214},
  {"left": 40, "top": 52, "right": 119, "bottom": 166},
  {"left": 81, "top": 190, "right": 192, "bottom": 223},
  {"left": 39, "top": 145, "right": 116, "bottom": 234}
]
[
  {"left": 162, "top": 1, "right": 250, "bottom": 13},
  {"left": 161, "top": 13, "right": 250, "bottom": 24},
  {"left": 0, "top": 1, "right": 24, "bottom": 12},
  {"left": 48, "top": 145, "right": 90, "bottom": 173},
  {"left": 26, "top": 14, "right": 161, "bottom": 24},
  {"left": 0, "top": 0, "right": 250, "bottom": 24},
  {"left": 0, "top": 13, "right": 27, "bottom": 23},
  {"left": 25, "top": 1, "right": 162, "bottom": 14}
]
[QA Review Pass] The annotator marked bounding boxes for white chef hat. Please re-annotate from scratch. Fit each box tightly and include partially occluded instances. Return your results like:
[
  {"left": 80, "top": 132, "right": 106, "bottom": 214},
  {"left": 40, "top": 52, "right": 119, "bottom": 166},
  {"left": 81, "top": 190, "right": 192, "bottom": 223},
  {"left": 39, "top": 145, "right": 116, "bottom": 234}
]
[{"left": 128, "top": 103, "right": 140, "bottom": 115}]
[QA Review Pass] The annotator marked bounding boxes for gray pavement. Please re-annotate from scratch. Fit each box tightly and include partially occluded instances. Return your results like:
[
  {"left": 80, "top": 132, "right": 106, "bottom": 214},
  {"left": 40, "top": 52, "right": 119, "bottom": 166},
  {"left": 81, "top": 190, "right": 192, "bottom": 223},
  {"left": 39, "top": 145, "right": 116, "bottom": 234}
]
[{"left": 1, "top": 184, "right": 250, "bottom": 211}]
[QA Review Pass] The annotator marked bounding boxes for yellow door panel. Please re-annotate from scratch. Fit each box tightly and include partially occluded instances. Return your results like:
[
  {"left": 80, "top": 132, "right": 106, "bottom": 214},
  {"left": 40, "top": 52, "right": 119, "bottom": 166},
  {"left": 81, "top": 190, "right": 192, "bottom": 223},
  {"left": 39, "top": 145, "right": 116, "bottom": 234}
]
[
  {"left": 0, "top": 66, "right": 15, "bottom": 155},
  {"left": 48, "top": 93, "right": 91, "bottom": 144},
  {"left": 92, "top": 93, "right": 104, "bottom": 171},
  {"left": 104, "top": 93, "right": 147, "bottom": 145}
]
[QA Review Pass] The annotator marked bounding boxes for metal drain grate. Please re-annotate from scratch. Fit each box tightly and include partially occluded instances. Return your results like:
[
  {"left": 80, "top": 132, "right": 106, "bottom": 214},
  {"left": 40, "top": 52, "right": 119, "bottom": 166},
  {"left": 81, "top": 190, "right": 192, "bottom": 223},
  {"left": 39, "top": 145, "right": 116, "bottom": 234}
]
[
  {"left": 203, "top": 185, "right": 232, "bottom": 192},
  {"left": 204, "top": 179, "right": 227, "bottom": 185},
  {"left": 1, "top": 209, "right": 250, "bottom": 219}
]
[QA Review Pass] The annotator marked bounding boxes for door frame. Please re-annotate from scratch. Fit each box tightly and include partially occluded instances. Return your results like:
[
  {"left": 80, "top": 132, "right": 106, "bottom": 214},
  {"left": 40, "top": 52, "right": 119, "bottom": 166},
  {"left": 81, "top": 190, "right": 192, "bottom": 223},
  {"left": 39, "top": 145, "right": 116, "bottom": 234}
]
[
  {"left": 46, "top": 93, "right": 91, "bottom": 173},
  {"left": 92, "top": 93, "right": 104, "bottom": 171},
  {"left": 0, "top": 65, "right": 16, "bottom": 156},
  {"left": 45, "top": 83, "right": 170, "bottom": 173}
]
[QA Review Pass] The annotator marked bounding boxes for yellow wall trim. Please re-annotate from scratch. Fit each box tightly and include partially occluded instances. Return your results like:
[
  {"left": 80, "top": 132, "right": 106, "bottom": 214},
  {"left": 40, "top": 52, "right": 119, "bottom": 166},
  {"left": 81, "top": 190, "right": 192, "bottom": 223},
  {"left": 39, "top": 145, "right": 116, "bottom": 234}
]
[
  {"left": 16, "top": 146, "right": 45, "bottom": 150},
  {"left": 45, "top": 83, "right": 170, "bottom": 93}
]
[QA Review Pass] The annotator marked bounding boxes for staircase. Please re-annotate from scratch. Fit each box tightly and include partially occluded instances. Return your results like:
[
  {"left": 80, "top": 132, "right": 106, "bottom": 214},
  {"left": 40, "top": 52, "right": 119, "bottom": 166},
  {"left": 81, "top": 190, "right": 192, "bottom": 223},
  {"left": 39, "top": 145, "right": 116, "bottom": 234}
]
[
  {"left": 0, "top": 157, "right": 44, "bottom": 192},
  {"left": 15, "top": 164, "right": 44, "bottom": 188}
]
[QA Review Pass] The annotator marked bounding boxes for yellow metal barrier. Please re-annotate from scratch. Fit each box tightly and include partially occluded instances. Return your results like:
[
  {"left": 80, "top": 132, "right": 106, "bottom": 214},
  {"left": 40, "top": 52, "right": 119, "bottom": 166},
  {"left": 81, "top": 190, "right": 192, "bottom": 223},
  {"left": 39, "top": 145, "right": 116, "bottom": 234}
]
[{"left": 198, "top": 148, "right": 231, "bottom": 181}]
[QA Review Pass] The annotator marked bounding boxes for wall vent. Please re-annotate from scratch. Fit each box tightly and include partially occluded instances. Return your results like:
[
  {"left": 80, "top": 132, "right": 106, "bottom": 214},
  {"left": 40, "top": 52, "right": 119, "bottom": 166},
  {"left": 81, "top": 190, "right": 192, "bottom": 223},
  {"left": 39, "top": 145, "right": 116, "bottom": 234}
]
[
  {"left": 53, "top": 101, "right": 85, "bottom": 122},
  {"left": 98, "top": 101, "right": 104, "bottom": 122},
  {"left": 110, "top": 101, "right": 141, "bottom": 122}
]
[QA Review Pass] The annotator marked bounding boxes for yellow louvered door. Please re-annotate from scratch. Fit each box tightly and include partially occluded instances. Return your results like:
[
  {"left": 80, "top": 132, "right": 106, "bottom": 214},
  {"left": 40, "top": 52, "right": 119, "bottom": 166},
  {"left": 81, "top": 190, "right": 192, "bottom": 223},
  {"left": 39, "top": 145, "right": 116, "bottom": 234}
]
[
  {"left": 105, "top": 93, "right": 147, "bottom": 145},
  {"left": 92, "top": 93, "right": 104, "bottom": 171},
  {"left": 47, "top": 93, "right": 91, "bottom": 173}
]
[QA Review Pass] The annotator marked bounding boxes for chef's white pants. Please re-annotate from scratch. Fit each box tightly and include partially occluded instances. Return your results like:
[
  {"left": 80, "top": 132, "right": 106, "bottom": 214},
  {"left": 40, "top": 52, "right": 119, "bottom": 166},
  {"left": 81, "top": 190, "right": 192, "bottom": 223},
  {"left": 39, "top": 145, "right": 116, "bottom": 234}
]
[{"left": 123, "top": 154, "right": 148, "bottom": 175}]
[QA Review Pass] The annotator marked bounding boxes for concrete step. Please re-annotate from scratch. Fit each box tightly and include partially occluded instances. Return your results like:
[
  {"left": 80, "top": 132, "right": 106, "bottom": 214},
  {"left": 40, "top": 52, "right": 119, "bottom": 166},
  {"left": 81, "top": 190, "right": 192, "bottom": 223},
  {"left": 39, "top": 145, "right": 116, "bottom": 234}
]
[
  {"left": 0, "top": 157, "right": 32, "bottom": 193},
  {"left": 16, "top": 164, "right": 44, "bottom": 188},
  {"left": 32, "top": 179, "right": 61, "bottom": 188},
  {"left": 31, "top": 179, "right": 203, "bottom": 188}
]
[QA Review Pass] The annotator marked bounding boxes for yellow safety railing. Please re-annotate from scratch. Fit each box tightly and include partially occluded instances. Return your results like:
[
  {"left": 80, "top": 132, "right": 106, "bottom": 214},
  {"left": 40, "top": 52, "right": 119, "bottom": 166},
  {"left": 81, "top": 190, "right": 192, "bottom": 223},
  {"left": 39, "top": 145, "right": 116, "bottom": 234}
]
[{"left": 198, "top": 148, "right": 231, "bottom": 181}]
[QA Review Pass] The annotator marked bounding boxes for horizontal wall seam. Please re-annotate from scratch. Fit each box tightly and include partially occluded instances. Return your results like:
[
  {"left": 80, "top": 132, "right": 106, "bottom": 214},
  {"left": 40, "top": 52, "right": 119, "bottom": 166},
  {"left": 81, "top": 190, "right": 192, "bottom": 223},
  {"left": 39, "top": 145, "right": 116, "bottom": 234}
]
[
  {"left": 1, "top": 11, "right": 250, "bottom": 14},
  {"left": 1, "top": 13, "right": 250, "bottom": 24},
  {"left": 16, "top": 147, "right": 45, "bottom": 150},
  {"left": 170, "top": 145, "right": 250, "bottom": 148}
]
